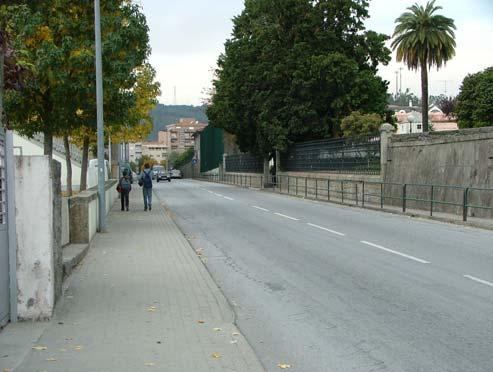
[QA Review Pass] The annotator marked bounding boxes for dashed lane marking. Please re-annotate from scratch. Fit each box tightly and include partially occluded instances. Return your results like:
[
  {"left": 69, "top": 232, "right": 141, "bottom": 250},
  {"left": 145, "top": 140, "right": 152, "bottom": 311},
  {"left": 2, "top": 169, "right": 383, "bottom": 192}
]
[
  {"left": 307, "top": 223, "right": 346, "bottom": 237},
  {"left": 464, "top": 275, "right": 493, "bottom": 288},
  {"left": 274, "top": 213, "right": 300, "bottom": 221},
  {"left": 360, "top": 241, "right": 430, "bottom": 264},
  {"left": 252, "top": 206, "right": 270, "bottom": 212}
]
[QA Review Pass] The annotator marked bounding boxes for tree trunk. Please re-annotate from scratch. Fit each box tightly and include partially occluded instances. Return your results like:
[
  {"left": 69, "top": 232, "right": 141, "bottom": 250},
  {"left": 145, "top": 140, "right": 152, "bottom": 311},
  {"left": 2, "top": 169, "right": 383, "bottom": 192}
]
[
  {"left": 63, "top": 135, "right": 73, "bottom": 196},
  {"left": 420, "top": 60, "right": 429, "bottom": 132},
  {"left": 43, "top": 130, "right": 53, "bottom": 157},
  {"left": 80, "top": 135, "right": 90, "bottom": 191}
]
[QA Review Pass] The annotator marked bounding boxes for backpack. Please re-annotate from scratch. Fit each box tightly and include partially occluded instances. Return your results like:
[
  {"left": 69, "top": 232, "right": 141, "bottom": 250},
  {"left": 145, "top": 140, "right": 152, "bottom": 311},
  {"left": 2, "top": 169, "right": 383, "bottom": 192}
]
[
  {"left": 143, "top": 170, "right": 153, "bottom": 188},
  {"left": 121, "top": 176, "right": 131, "bottom": 192}
]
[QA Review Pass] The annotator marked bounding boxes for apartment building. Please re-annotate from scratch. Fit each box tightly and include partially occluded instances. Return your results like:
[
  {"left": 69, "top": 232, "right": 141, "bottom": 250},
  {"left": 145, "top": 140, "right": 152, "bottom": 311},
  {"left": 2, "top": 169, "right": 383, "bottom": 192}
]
[{"left": 158, "top": 118, "right": 207, "bottom": 154}]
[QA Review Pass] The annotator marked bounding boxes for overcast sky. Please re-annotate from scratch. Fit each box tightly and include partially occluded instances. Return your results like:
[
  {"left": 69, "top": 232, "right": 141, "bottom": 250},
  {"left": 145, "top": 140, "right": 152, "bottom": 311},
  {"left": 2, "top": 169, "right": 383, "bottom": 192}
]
[{"left": 140, "top": 0, "right": 493, "bottom": 106}]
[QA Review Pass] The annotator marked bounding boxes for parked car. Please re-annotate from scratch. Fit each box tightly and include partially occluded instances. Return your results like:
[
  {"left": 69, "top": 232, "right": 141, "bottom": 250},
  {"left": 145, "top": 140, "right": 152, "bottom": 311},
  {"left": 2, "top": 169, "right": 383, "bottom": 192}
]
[
  {"left": 171, "top": 169, "right": 182, "bottom": 179},
  {"left": 156, "top": 168, "right": 171, "bottom": 182}
]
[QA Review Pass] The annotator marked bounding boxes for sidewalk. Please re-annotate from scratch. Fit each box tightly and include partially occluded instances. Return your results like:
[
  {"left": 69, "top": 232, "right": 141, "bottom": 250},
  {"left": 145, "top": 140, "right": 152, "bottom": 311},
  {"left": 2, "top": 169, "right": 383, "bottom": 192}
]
[{"left": 0, "top": 191, "right": 265, "bottom": 372}]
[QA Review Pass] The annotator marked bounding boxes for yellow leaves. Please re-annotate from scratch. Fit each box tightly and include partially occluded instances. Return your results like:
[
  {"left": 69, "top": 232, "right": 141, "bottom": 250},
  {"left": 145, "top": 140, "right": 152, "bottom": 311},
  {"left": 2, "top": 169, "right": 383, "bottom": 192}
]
[
  {"left": 277, "top": 363, "right": 292, "bottom": 369},
  {"left": 76, "top": 109, "right": 84, "bottom": 117},
  {"left": 73, "top": 345, "right": 83, "bottom": 351},
  {"left": 146, "top": 305, "right": 158, "bottom": 312},
  {"left": 211, "top": 352, "right": 222, "bottom": 359},
  {"left": 32, "top": 345, "right": 48, "bottom": 351}
]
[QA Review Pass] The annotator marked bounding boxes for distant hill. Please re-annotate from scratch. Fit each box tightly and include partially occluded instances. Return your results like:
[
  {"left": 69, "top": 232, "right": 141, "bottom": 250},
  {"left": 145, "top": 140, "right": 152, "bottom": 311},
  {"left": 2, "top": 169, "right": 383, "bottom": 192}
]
[{"left": 148, "top": 104, "right": 209, "bottom": 141}]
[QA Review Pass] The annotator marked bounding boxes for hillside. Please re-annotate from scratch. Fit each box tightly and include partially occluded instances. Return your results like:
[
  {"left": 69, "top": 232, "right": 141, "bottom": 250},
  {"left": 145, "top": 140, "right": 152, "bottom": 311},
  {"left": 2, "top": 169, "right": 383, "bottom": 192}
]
[{"left": 148, "top": 104, "right": 209, "bottom": 141}]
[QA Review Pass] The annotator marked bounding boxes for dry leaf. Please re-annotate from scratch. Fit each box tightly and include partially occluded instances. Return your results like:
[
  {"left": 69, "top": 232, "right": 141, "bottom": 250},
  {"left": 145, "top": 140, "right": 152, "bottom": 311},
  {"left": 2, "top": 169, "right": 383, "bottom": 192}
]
[
  {"left": 213, "top": 327, "right": 222, "bottom": 332},
  {"left": 65, "top": 337, "right": 73, "bottom": 341},
  {"left": 144, "top": 362, "right": 155, "bottom": 367},
  {"left": 32, "top": 346, "right": 47, "bottom": 351},
  {"left": 230, "top": 340, "right": 238, "bottom": 344},
  {"left": 46, "top": 357, "right": 57, "bottom": 362},
  {"left": 211, "top": 352, "right": 222, "bottom": 359},
  {"left": 277, "top": 363, "right": 292, "bottom": 369},
  {"left": 232, "top": 332, "right": 240, "bottom": 336},
  {"left": 197, "top": 320, "right": 205, "bottom": 324},
  {"left": 73, "top": 345, "right": 83, "bottom": 351},
  {"left": 147, "top": 306, "right": 158, "bottom": 312}
]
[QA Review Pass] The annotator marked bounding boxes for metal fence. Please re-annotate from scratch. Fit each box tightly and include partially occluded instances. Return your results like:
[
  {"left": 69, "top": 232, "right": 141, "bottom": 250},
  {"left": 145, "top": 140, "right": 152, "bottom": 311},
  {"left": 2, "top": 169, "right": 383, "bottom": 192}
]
[
  {"left": 282, "top": 134, "right": 381, "bottom": 174},
  {"left": 225, "top": 153, "right": 263, "bottom": 173},
  {"left": 196, "top": 173, "right": 493, "bottom": 222},
  {"left": 200, "top": 126, "right": 224, "bottom": 173}
]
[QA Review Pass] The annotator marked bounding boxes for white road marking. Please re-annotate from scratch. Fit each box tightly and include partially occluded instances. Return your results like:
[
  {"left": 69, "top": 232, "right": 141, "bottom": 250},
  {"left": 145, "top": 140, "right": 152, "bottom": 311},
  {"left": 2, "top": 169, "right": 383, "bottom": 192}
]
[
  {"left": 207, "top": 190, "right": 213, "bottom": 194},
  {"left": 464, "top": 275, "right": 493, "bottom": 288},
  {"left": 252, "top": 206, "right": 270, "bottom": 212},
  {"left": 214, "top": 193, "right": 223, "bottom": 197},
  {"left": 360, "top": 241, "right": 430, "bottom": 264},
  {"left": 307, "top": 223, "right": 346, "bottom": 237},
  {"left": 223, "top": 196, "right": 234, "bottom": 201},
  {"left": 274, "top": 213, "right": 300, "bottom": 221}
]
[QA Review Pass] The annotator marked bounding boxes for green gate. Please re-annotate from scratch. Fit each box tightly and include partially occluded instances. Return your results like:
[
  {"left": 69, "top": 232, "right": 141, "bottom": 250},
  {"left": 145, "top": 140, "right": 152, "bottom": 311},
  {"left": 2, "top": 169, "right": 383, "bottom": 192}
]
[{"left": 200, "top": 126, "right": 224, "bottom": 173}]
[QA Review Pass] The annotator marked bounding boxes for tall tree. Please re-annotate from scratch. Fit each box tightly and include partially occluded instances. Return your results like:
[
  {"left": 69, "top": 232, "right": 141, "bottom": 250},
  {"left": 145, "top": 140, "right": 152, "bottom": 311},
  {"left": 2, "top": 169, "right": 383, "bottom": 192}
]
[
  {"left": 456, "top": 67, "right": 493, "bottom": 128},
  {"left": 207, "top": 0, "right": 390, "bottom": 156},
  {"left": 391, "top": 0, "right": 456, "bottom": 132}
]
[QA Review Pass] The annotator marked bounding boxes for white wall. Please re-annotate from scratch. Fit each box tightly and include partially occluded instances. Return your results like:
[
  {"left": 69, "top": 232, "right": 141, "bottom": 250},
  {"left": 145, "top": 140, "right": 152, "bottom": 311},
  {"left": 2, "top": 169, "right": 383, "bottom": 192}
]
[
  {"left": 15, "top": 156, "right": 55, "bottom": 319},
  {"left": 61, "top": 198, "right": 70, "bottom": 246},
  {"left": 13, "top": 133, "right": 82, "bottom": 190}
]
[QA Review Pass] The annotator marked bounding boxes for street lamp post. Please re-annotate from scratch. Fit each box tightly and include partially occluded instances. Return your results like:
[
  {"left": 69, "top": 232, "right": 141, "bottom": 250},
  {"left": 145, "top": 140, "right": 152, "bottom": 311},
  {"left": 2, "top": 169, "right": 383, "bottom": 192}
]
[{"left": 94, "top": 0, "right": 106, "bottom": 232}]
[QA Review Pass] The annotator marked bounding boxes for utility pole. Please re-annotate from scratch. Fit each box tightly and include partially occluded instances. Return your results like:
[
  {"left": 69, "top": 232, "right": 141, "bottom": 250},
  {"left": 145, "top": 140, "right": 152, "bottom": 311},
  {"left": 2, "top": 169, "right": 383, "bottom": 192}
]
[
  {"left": 399, "top": 67, "right": 403, "bottom": 94},
  {"left": 94, "top": 0, "right": 106, "bottom": 232},
  {"left": 394, "top": 71, "right": 399, "bottom": 96}
]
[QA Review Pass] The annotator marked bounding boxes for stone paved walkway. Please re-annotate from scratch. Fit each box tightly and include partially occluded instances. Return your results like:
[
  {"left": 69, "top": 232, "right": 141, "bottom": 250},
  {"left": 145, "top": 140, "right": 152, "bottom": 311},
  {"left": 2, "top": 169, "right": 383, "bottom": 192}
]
[{"left": 1, "top": 191, "right": 265, "bottom": 372}]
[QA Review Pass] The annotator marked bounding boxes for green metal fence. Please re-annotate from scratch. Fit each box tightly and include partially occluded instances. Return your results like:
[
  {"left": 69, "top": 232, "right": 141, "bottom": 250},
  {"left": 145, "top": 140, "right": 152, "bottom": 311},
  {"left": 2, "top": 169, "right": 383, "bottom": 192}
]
[
  {"left": 200, "top": 126, "right": 224, "bottom": 173},
  {"left": 196, "top": 173, "right": 493, "bottom": 222}
]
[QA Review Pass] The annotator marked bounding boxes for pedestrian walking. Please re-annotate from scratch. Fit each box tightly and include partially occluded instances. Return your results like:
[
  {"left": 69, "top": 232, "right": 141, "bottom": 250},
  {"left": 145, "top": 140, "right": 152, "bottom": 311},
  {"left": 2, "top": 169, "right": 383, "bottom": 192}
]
[
  {"left": 117, "top": 169, "right": 132, "bottom": 211},
  {"left": 139, "top": 163, "right": 153, "bottom": 211}
]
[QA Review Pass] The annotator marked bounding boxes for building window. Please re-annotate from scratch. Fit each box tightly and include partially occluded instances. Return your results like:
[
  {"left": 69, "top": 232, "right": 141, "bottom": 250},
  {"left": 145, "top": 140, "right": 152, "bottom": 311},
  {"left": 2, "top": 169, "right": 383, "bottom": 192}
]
[{"left": 417, "top": 124, "right": 422, "bottom": 130}]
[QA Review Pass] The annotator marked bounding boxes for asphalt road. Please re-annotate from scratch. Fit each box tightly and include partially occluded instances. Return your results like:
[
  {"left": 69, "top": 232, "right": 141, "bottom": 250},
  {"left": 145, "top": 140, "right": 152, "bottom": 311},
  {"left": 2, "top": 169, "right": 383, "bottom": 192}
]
[{"left": 153, "top": 179, "right": 493, "bottom": 372}]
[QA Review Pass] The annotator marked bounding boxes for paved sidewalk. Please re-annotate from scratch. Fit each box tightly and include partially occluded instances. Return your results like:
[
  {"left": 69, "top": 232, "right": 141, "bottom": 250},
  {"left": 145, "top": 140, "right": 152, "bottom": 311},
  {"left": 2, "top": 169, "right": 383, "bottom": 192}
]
[{"left": 1, "top": 191, "right": 265, "bottom": 372}]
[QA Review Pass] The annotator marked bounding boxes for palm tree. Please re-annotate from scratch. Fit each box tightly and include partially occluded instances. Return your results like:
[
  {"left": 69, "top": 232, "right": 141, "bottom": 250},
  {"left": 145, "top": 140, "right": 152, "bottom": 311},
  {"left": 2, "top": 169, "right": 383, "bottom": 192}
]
[{"left": 391, "top": 1, "right": 456, "bottom": 132}]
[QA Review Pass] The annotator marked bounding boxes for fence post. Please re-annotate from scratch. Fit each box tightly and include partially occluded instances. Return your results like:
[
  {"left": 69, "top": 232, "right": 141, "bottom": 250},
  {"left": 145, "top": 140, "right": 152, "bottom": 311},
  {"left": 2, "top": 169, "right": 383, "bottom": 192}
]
[
  {"left": 379, "top": 123, "right": 395, "bottom": 181},
  {"left": 355, "top": 183, "right": 359, "bottom": 205},
  {"left": 430, "top": 185, "right": 434, "bottom": 216},
  {"left": 380, "top": 183, "right": 384, "bottom": 209},
  {"left": 327, "top": 179, "right": 330, "bottom": 201},
  {"left": 305, "top": 178, "right": 308, "bottom": 198},
  {"left": 362, "top": 181, "right": 365, "bottom": 207},
  {"left": 341, "top": 181, "right": 344, "bottom": 204},
  {"left": 403, "top": 184, "right": 407, "bottom": 212},
  {"left": 463, "top": 188, "right": 469, "bottom": 221},
  {"left": 315, "top": 179, "right": 318, "bottom": 200},
  {"left": 287, "top": 176, "right": 290, "bottom": 194},
  {"left": 296, "top": 177, "right": 298, "bottom": 196}
]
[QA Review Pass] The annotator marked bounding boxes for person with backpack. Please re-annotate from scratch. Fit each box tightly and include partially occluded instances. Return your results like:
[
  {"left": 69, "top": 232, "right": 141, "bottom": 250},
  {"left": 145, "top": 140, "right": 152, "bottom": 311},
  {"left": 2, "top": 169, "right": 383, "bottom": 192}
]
[
  {"left": 118, "top": 169, "right": 132, "bottom": 211},
  {"left": 138, "top": 163, "right": 153, "bottom": 211}
]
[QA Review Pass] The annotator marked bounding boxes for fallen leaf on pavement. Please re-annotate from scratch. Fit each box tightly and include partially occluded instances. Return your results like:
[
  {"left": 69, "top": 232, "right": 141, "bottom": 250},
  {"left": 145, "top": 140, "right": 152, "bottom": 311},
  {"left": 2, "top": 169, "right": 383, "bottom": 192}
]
[
  {"left": 230, "top": 340, "right": 238, "bottom": 344},
  {"left": 197, "top": 320, "right": 205, "bottom": 324},
  {"left": 73, "top": 345, "right": 83, "bottom": 351},
  {"left": 31, "top": 346, "right": 47, "bottom": 351},
  {"left": 213, "top": 327, "right": 222, "bottom": 332},
  {"left": 46, "top": 357, "right": 57, "bottom": 362},
  {"left": 211, "top": 352, "right": 222, "bottom": 359},
  {"left": 232, "top": 332, "right": 240, "bottom": 336},
  {"left": 144, "top": 362, "right": 155, "bottom": 367},
  {"left": 277, "top": 363, "right": 292, "bottom": 369},
  {"left": 147, "top": 306, "right": 158, "bottom": 312}
]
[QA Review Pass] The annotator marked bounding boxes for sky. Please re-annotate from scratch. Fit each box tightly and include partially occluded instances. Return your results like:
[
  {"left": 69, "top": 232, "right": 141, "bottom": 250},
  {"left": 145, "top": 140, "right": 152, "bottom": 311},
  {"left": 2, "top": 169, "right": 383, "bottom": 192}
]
[{"left": 140, "top": 0, "right": 493, "bottom": 106}]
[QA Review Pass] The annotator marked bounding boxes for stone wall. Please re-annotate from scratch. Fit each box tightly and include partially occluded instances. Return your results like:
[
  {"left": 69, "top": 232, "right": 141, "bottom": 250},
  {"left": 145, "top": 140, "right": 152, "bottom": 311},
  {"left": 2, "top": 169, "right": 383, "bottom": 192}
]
[{"left": 385, "top": 127, "right": 493, "bottom": 217}]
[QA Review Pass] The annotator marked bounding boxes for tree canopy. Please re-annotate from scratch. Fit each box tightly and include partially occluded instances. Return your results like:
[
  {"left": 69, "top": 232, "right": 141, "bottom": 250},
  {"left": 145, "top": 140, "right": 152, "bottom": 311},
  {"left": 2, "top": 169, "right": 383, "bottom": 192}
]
[
  {"left": 341, "top": 111, "right": 383, "bottom": 137},
  {"left": 207, "top": 0, "right": 390, "bottom": 156},
  {"left": 456, "top": 67, "right": 493, "bottom": 128}
]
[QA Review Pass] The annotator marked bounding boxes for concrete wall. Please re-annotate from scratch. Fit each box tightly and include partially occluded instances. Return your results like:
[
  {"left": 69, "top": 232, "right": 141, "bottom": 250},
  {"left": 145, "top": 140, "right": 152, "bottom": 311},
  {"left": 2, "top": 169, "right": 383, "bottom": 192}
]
[
  {"left": 61, "top": 198, "right": 70, "bottom": 246},
  {"left": 13, "top": 133, "right": 82, "bottom": 190},
  {"left": 14, "top": 156, "right": 62, "bottom": 320},
  {"left": 385, "top": 127, "right": 493, "bottom": 217}
]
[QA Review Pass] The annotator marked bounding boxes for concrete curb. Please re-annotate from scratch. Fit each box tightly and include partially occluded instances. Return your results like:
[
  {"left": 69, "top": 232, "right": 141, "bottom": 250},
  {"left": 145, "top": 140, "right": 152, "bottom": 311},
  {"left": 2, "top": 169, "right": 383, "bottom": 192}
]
[{"left": 62, "top": 243, "right": 90, "bottom": 278}]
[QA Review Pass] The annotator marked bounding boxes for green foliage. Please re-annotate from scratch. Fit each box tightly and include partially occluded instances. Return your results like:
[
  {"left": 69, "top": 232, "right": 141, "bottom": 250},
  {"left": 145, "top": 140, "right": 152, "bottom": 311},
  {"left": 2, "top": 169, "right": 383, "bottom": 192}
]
[
  {"left": 174, "top": 148, "right": 194, "bottom": 169},
  {"left": 388, "top": 88, "right": 420, "bottom": 106},
  {"left": 3, "top": 1, "right": 152, "bottom": 146},
  {"left": 341, "top": 111, "right": 383, "bottom": 137},
  {"left": 456, "top": 67, "right": 493, "bottom": 128},
  {"left": 391, "top": 1, "right": 456, "bottom": 131},
  {"left": 148, "top": 104, "right": 208, "bottom": 141},
  {"left": 167, "top": 151, "right": 179, "bottom": 168},
  {"left": 207, "top": 0, "right": 390, "bottom": 156}
]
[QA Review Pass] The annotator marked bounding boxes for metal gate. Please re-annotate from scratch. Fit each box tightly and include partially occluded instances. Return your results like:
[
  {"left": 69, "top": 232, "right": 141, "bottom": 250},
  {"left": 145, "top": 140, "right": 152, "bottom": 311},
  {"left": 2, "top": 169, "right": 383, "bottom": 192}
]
[{"left": 0, "top": 126, "right": 9, "bottom": 326}]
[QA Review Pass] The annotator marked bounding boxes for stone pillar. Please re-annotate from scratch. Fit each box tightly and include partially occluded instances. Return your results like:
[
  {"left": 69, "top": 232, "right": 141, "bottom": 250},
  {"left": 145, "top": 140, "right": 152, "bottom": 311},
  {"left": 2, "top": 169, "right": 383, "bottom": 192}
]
[
  {"left": 263, "top": 156, "right": 270, "bottom": 188},
  {"left": 275, "top": 150, "right": 281, "bottom": 174},
  {"left": 379, "top": 123, "right": 395, "bottom": 182}
]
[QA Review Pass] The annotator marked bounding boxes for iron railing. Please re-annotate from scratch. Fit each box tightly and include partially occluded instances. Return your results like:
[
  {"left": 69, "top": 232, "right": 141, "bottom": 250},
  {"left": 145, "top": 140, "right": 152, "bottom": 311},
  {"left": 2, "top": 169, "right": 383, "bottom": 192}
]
[
  {"left": 225, "top": 153, "right": 263, "bottom": 173},
  {"left": 195, "top": 173, "right": 493, "bottom": 222},
  {"left": 282, "top": 134, "right": 381, "bottom": 175}
]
